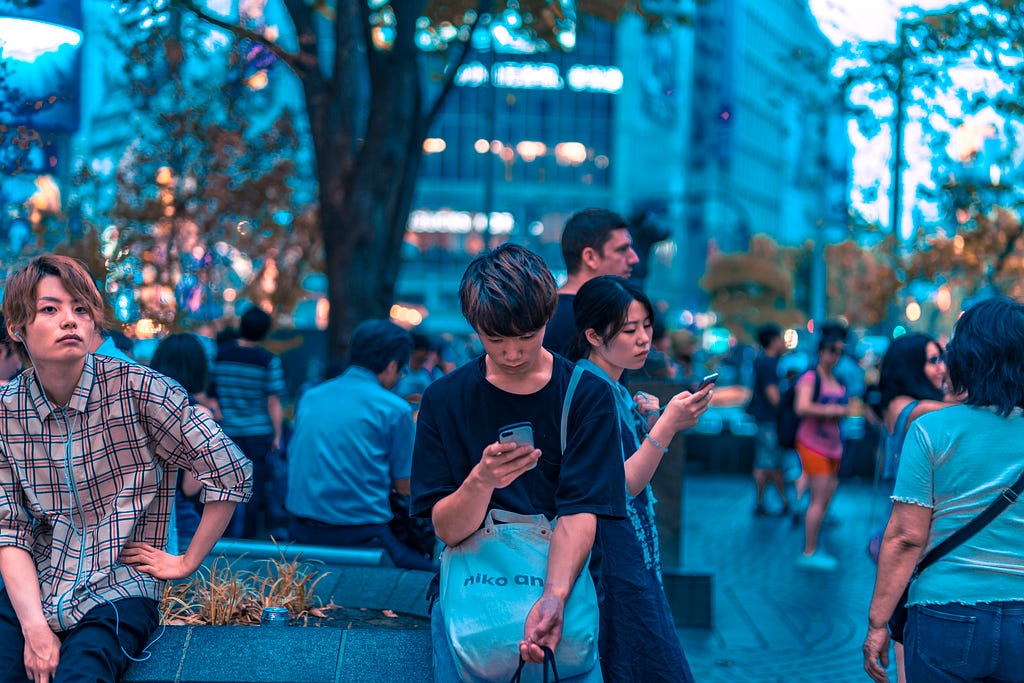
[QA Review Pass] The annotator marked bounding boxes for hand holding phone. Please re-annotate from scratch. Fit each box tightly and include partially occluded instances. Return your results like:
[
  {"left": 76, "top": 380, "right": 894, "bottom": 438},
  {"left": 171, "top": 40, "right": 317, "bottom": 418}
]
[
  {"left": 498, "top": 422, "right": 536, "bottom": 470},
  {"left": 697, "top": 372, "right": 719, "bottom": 391},
  {"left": 498, "top": 422, "right": 534, "bottom": 449}
]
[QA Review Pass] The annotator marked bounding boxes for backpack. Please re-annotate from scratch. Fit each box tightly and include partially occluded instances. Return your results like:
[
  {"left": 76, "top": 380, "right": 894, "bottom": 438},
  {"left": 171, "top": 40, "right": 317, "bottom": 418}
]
[{"left": 775, "top": 370, "right": 821, "bottom": 450}]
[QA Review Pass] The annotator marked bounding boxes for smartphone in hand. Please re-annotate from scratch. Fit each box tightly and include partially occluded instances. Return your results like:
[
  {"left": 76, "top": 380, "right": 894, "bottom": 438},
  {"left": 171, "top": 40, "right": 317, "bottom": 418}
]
[
  {"left": 498, "top": 422, "right": 534, "bottom": 449},
  {"left": 498, "top": 422, "right": 536, "bottom": 470},
  {"left": 697, "top": 372, "right": 719, "bottom": 390}
]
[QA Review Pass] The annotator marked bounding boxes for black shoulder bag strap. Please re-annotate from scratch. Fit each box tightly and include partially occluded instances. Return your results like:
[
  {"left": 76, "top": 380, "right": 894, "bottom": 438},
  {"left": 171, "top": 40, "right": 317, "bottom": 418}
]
[{"left": 916, "top": 467, "right": 1024, "bottom": 576}]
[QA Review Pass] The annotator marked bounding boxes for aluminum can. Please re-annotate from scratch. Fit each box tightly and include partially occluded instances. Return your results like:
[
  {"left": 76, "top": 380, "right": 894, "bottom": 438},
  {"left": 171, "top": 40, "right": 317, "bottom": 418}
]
[{"left": 261, "top": 606, "right": 290, "bottom": 626}]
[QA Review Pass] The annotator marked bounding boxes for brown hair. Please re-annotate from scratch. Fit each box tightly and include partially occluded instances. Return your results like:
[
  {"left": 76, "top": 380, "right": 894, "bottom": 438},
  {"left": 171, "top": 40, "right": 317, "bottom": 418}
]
[
  {"left": 3, "top": 254, "right": 106, "bottom": 340},
  {"left": 459, "top": 244, "right": 557, "bottom": 337}
]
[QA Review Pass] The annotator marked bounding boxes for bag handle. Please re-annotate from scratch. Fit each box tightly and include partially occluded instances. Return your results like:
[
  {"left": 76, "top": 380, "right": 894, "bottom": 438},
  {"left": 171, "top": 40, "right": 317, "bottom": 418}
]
[
  {"left": 560, "top": 365, "right": 585, "bottom": 453},
  {"left": 508, "top": 646, "right": 560, "bottom": 683}
]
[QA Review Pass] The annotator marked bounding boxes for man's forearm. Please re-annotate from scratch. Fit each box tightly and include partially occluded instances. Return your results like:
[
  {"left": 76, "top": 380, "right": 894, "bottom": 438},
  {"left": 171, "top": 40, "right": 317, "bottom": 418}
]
[
  {"left": 544, "top": 513, "right": 596, "bottom": 600},
  {"left": 267, "top": 396, "right": 283, "bottom": 441},
  {"left": 432, "top": 472, "right": 494, "bottom": 547},
  {"left": 181, "top": 501, "right": 236, "bottom": 572},
  {"left": 0, "top": 546, "right": 49, "bottom": 630}
]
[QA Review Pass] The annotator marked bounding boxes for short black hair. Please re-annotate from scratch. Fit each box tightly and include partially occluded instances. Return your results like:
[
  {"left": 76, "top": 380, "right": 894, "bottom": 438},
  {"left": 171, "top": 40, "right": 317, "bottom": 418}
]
[
  {"left": 946, "top": 296, "right": 1024, "bottom": 416},
  {"left": 569, "top": 275, "right": 654, "bottom": 362},
  {"left": 149, "top": 333, "right": 209, "bottom": 396},
  {"left": 757, "top": 323, "right": 782, "bottom": 349},
  {"left": 817, "top": 321, "right": 848, "bottom": 353},
  {"left": 349, "top": 319, "right": 413, "bottom": 374},
  {"left": 560, "top": 208, "right": 628, "bottom": 274},
  {"left": 239, "top": 307, "right": 272, "bottom": 342},
  {"left": 874, "top": 333, "right": 944, "bottom": 415},
  {"left": 459, "top": 243, "right": 557, "bottom": 337}
]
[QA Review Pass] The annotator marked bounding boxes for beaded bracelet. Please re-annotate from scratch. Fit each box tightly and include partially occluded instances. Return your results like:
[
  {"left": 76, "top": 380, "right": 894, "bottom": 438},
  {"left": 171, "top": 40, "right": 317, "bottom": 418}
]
[{"left": 645, "top": 434, "right": 669, "bottom": 453}]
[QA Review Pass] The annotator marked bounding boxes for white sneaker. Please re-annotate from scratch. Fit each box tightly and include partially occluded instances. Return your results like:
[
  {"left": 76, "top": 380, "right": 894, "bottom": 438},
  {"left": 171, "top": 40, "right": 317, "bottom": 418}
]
[{"left": 796, "top": 551, "right": 838, "bottom": 571}]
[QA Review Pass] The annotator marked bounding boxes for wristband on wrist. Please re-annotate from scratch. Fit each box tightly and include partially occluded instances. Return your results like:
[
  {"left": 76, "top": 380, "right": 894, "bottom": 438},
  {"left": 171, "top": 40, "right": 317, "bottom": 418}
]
[{"left": 646, "top": 434, "right": 669, "bottom": 453}]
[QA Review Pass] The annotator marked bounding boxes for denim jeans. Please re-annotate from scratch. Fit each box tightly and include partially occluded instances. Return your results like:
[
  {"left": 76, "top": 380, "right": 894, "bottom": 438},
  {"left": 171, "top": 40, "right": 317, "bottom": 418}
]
[
  {"left": 430, "top": 600, "right": 603, "bottom": 683},
  {"left": 905, "top": 601, "right": 1024, "bottom": 682}
]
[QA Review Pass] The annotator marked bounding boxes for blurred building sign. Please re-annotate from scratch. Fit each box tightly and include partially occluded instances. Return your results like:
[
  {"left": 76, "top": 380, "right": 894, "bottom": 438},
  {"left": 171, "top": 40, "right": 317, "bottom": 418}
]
[
  {"left": 455, "top": 61, "right": 624, "bottom": 94},
  {"left": 408, "top": 209, "right": 515, "bottom": 235}
]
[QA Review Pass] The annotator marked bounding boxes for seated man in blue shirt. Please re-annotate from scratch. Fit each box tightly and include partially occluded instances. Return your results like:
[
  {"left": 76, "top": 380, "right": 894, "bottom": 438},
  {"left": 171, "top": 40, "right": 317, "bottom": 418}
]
[{"left": 285, "top": 319, "right": 434, "bottom": 571}]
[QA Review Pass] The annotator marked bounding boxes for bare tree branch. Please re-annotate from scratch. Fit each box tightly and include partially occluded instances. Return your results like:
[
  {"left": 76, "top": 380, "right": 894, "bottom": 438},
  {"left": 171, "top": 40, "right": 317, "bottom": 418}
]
[
  {"left": 424, "top": 6, "right": 485, "bottom": 128},
  {"left": 175, "top": 0, "right": 302, "bottom": 74}
]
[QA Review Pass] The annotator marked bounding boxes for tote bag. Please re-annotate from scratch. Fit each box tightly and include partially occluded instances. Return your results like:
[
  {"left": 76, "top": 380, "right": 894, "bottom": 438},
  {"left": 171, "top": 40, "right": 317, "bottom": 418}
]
[{"left": 440, "top": 508, "right": 599, "bottom": 683}]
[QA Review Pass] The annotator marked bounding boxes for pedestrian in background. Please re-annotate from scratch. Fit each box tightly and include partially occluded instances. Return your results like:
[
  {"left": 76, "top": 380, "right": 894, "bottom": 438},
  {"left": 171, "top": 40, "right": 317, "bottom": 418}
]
[
  {"left": 543, "top": 208, "right": 638, "bottom": 358},
  {"left": 210, "top": 306, "right": 286, "bottom": 538},
  {"left": 287, "top": 319, "right": 434, "bottom": 571},
  {"left": 747, "top": 323, "right": 791, "bottom": 517},
  {"left": 865, "top": 297, "right": 1024, "bottom": 683},
  {"left": 392, "top": 332, "right": 437, "bottom": 403},
  {"left": 569, "top": 275, "right": 710, "bottom": 682},
  {"left": 149, "top": 333, "right": 220, "bottom": 553},
  {"left": 794, "top": 324, "right": 850, "bottom": 571}
]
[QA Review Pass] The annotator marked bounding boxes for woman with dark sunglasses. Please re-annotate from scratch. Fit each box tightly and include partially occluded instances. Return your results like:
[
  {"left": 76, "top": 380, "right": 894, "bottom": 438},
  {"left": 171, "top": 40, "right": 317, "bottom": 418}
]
[{"left": 793, "top": 325, "right": 850, "bottom": 571}]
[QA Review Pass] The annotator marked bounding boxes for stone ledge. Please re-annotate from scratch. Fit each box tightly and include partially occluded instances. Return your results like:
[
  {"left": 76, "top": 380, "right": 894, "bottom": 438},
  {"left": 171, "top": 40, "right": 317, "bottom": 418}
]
[
  {"left": 207, "top": 539, "right": 391, "bottom": 568},
  {"left": 124, "top": 626, "right": 433, "bottom": 683}
]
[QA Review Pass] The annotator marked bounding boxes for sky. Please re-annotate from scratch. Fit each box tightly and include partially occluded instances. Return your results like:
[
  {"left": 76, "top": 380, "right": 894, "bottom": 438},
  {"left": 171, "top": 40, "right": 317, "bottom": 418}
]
[
  {"left": 809, "top": 0, "right": 964, "bottom": 45},
  {"left": 808, "top": 1, "right": 979, "bottom": 237}
]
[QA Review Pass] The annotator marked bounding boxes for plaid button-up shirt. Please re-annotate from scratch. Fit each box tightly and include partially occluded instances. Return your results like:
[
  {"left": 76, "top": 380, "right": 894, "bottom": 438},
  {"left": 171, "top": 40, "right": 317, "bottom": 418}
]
[{"left": 0, "top": 353, "right": 252, "bottom": 631}]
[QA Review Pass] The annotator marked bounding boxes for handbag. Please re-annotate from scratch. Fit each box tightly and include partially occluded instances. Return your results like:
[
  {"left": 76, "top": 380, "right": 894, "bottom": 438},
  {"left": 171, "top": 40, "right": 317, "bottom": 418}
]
[
  {"left": 440, "top": 509, "right": 599, "bottom": 682},
  {"left": 439, "top": 366, "right": 598, "bottom": 683},
  {"left": 509, "top": 647, "right": 560, "bottom": 683},
  {"left": 888, "top": 466, "right": 1024, "bottom": 643}
]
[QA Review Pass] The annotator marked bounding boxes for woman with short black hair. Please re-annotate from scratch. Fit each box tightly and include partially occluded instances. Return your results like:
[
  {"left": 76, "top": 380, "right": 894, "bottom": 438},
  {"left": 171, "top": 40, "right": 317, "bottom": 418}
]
[{"left": 865, "top": 296, "right": 1024, "bottom": 682}]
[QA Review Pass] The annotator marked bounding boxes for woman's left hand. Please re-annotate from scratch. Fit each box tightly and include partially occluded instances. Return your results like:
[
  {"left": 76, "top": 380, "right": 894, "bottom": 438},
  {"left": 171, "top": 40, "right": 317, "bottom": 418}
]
[
  {"left": 120, "top": 541, "right": 194, "bottom": 580},
  {"left": 862, "top": 624, "right": 891, "bottom": 683},
  {"left": 633, "top": 392, "right": 661, "bottom": 430}
]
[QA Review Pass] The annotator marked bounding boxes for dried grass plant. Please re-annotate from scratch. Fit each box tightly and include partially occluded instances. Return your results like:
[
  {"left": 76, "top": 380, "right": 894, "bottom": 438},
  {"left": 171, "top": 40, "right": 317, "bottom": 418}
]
[{"left": 161, "top": 548, "right": 332, "bottom": 626}]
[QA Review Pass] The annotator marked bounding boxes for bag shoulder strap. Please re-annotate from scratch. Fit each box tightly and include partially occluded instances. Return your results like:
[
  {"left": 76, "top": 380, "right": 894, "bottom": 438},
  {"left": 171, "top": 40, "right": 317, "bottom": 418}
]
[
  {"left": 560, "top": 365, "right": 585, "bottom": 453},
  {"left": 893, "top": 400, "right": 919, "bottom": 437},
  {"left": 918, "top": 466, "right": 1024, "bottom": 574}
]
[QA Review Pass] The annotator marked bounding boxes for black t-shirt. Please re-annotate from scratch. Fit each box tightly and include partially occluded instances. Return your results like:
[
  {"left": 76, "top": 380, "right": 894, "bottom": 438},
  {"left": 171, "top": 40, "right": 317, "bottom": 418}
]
[
  {"left": 542, "top": 294, "right": 576, "bottom": 358},
  {"left": 747, "top": 353, "right": 780, "bottom": 423},
  {"left": 411, "top": 354, "right": 627, "bottom": 522}
]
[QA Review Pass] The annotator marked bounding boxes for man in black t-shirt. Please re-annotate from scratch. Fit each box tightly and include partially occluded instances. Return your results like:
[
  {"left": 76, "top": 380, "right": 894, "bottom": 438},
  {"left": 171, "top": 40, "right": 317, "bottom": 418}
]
[
  {"left": 748, "top": 323, "right": 790, "bottom": 516},
  {"left": 542, "top": 209, "right": 639, "bottom": 358},
  {"left": 412, "top": 244, "right": 625, "bottom": 681}
]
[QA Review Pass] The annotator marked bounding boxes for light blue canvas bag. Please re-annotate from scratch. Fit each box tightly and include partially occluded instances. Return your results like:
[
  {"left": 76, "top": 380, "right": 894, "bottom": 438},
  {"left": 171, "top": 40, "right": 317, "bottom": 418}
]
[
  {"left": 438, "top": 366, "right": 598, "bottom": 682},
  {"left": 439, "top": 509, "right": 599, "bottom": 682}
]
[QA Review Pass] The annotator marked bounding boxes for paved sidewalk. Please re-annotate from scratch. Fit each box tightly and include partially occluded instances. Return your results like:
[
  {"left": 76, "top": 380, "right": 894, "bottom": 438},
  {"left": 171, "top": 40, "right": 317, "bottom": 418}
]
[{"left": 677, "top": 473, "right": 896, "bottom": 683}]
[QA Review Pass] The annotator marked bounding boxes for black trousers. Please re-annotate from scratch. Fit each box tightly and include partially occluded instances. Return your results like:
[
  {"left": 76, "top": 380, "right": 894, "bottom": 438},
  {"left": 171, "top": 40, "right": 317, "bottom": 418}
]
[{"left": 0, "top": 589, "right": 159, "bottom": 683}]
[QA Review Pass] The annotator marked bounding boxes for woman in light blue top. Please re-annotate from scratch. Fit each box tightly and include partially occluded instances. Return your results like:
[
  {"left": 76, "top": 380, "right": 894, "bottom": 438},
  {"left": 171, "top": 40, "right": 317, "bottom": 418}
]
[
  {"left": 569, "top": 275, "right": 712, "bottom": 682},
  {"left": 865, "top": 296, "right": 1024, "bottom": 683}
]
